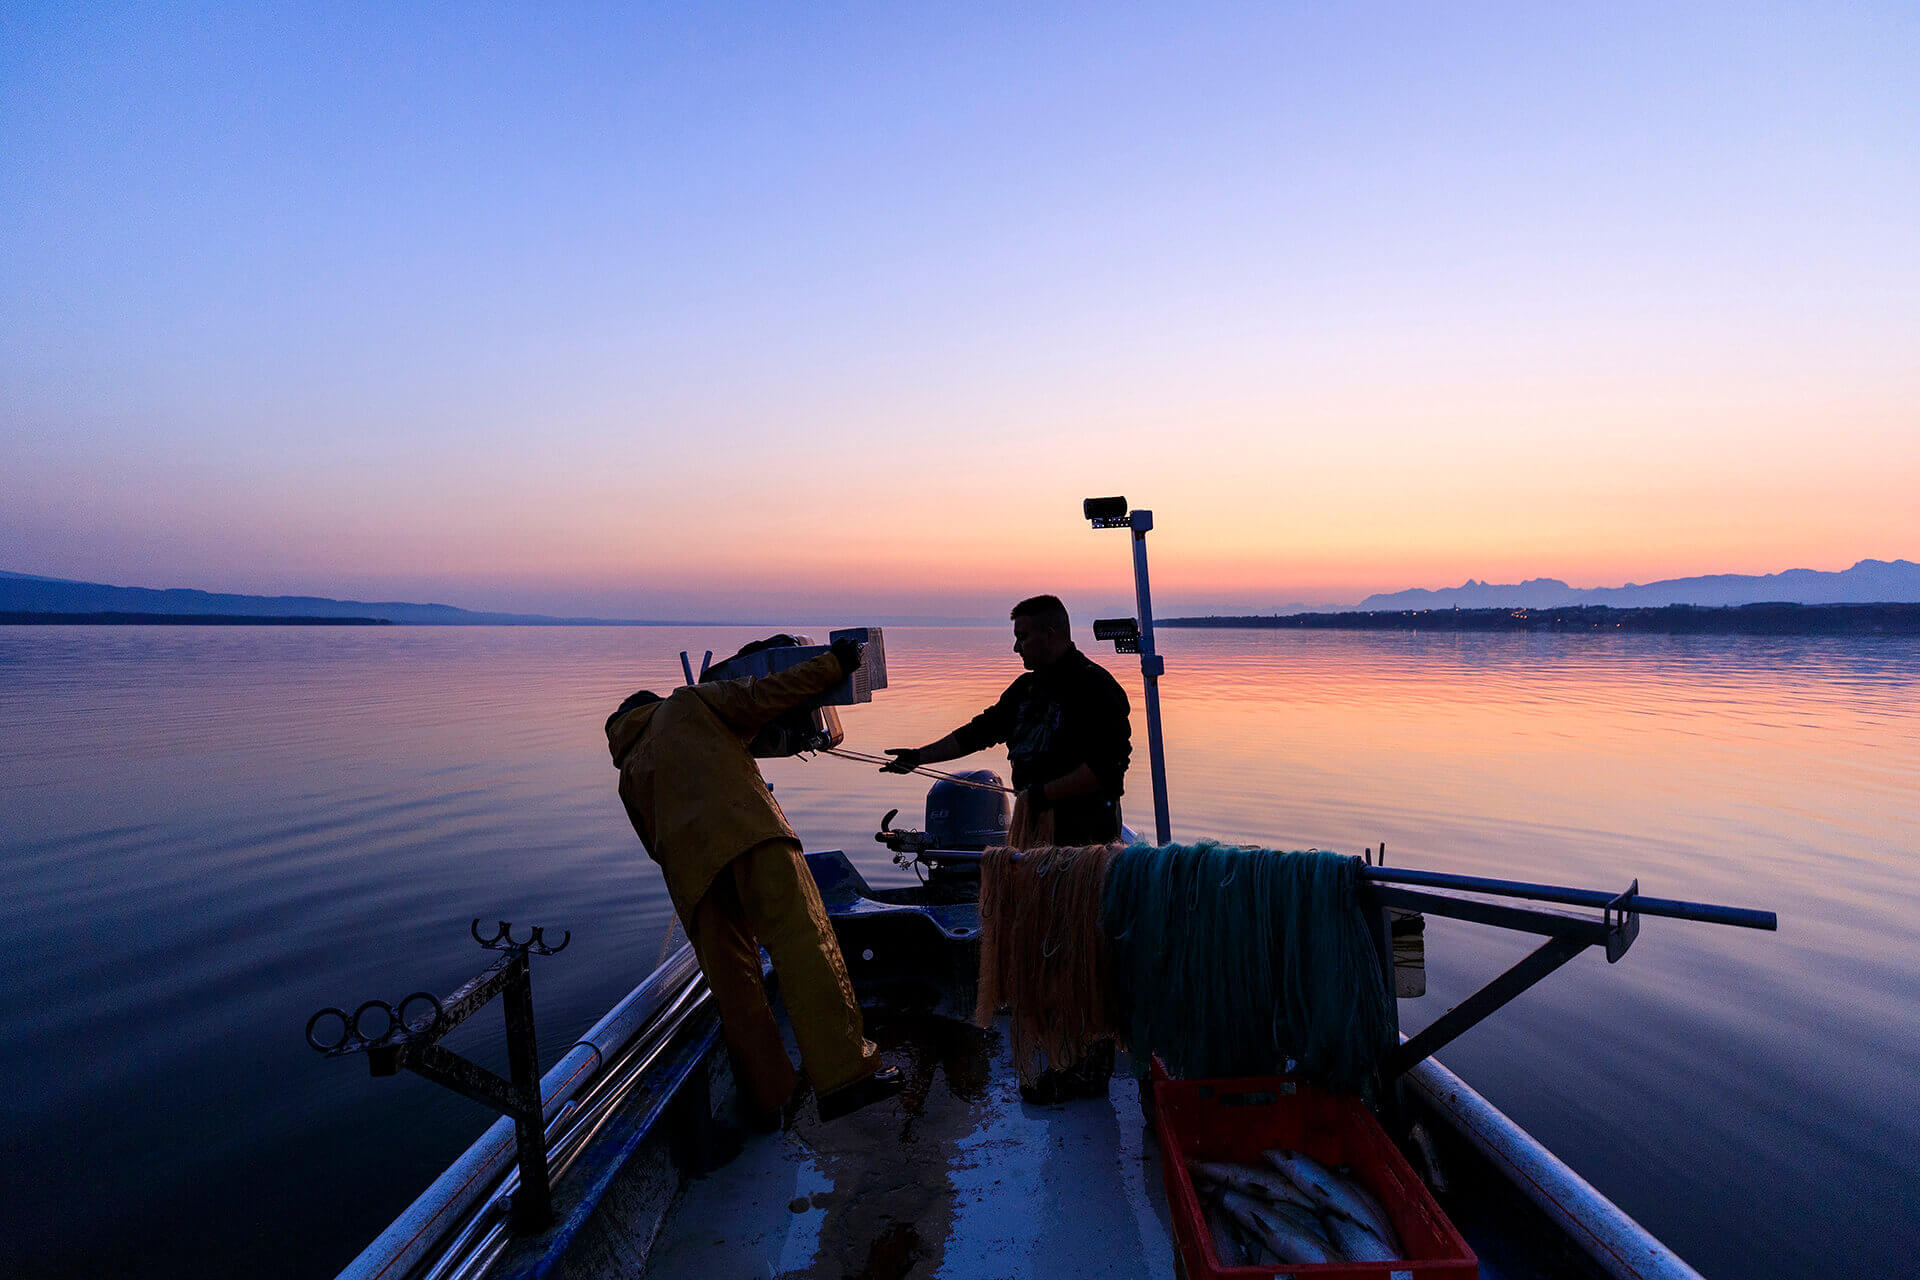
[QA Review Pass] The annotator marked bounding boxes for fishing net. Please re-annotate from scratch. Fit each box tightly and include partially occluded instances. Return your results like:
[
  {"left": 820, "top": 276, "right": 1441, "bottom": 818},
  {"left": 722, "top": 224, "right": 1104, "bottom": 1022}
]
[
  {"left": 1103, "top": 842, "right": 1394, "bottom": 1092},
  {"left": 975, "top": 841, "right": 1121, "bottom": 1086},
  {"left": 1004, "top": 789, "right": 1054, "bottom": 850}
]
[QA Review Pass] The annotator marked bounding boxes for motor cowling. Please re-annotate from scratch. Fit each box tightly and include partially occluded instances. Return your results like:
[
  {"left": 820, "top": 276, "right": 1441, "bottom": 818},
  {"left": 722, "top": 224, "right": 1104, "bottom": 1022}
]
[{"left": 925, "top": 771, "right": 1010, "bottom": 850}]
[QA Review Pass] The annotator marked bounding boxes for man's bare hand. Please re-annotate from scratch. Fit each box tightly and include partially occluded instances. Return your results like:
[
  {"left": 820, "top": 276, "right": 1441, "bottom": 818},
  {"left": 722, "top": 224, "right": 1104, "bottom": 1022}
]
[{"left": 881, "top": 748, "right": 924, "bottom": 774}]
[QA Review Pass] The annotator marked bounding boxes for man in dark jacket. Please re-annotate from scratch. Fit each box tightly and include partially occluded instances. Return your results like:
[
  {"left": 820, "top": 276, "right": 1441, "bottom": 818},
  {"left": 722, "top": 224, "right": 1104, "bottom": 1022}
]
[
  {"left": 883, "top": 594, "right": 1132, "bottom": 846},
  {"left": 607, "top": 638, "right": 902, "bottom": 1125},
  {"left": 881, "top": 596, "right": 1131, "bottom": 1100}
]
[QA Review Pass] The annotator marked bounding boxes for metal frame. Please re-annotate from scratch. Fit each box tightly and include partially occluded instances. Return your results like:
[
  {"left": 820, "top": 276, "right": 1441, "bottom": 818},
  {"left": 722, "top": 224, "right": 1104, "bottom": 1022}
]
[
  {"left": 307, "top": 921, "right": 570, "bottom": 1232},
  {"left": 905, "top": 844, "right": 1774, "bottom": 1083},
  {"left": 1360, "top": 860, "right": 1773, "bottom": 1079}
]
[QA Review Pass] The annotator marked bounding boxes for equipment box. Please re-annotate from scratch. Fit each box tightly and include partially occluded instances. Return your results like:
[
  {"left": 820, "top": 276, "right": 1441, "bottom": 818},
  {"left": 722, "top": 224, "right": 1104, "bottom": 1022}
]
[
  {"left": 704, "top": 628, "right": 887, "bottom": 705},
  {"left": 1152, "top": 1064, "right": 1476, "bottom": 1280}
]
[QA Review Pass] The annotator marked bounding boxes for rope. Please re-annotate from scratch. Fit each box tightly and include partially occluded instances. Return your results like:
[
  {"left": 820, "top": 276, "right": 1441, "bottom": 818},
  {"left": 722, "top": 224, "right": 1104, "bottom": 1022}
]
[{"left": 819, "top": 747, "right": 1015, "bottom": 793}]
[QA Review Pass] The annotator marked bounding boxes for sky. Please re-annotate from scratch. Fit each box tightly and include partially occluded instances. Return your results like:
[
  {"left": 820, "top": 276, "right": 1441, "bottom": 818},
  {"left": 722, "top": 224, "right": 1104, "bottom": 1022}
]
[{"left": 4, "top": 3, "right": 1916, "bottom": 620}]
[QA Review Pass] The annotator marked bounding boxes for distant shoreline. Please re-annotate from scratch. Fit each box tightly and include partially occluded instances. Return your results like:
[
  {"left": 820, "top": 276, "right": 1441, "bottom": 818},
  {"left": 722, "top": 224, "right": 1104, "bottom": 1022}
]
[
  {"left": 0, "top": 612, "right": 395, "bottom": 626},
  {"left": 1162, "top": 602, "right": 1920, "bottom": 636},
  {"left": 0, "top": 611, "right": 996, "bottom": 628}
]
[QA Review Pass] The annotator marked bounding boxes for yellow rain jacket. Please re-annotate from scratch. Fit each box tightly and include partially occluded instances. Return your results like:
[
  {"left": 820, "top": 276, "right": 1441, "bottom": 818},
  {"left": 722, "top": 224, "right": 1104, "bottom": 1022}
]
[{"left": 606, "top": 649, "right": 847, "bottom": 921}]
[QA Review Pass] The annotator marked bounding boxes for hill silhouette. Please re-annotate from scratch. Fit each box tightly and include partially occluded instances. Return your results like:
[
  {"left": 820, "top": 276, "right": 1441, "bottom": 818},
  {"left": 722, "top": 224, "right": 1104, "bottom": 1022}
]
[
  {"left": 1356, "top": 559, "right": 1920, "bottom": 611},
  {"left": 0, "top": 571, "right": 658, "bottom": 625}
]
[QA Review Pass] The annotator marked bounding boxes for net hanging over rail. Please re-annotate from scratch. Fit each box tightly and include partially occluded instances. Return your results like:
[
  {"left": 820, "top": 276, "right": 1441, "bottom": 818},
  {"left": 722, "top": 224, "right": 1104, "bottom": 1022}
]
[
  {"left": 972, "top": 841, "right": 1397, "bottom": 1093},
  {"left": 1103, "top": 843, "right": 1395, "bottom": 1092},
  {"left": 975, "top": 842, "right": 1122, "bottom": 1085}
]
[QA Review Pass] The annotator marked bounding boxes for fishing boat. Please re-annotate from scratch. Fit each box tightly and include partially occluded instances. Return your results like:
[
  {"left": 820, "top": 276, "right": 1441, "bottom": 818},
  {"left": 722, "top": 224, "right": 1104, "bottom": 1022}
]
[
  {"left": 309, "top": 499, "right": 1778, "bottom": 1280},
  {"left": 315, "top": 830, "right": 1772, "bottom": 1280}
]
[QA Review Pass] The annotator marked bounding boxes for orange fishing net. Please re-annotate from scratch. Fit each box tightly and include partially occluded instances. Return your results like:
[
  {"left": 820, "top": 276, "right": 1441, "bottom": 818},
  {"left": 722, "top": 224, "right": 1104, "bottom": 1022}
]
[
  {"left": 974, "top": 839, "right": 1122, "bottom": 1086},
  {"left": 1004, "top": 790, "right": 1054, "bottom": 851}
]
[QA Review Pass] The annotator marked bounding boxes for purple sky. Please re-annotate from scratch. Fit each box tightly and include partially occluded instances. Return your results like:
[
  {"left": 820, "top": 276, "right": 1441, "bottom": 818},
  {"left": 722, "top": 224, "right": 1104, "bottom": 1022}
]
[{"left": 5, "top": 4, "right": 1916, "bottom": 618}]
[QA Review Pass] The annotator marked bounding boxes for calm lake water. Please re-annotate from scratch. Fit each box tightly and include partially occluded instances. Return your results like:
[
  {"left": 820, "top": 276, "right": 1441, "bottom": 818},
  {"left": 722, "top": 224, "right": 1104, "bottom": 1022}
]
[{"left": 3, "top": 624, "right": 1916, "bottom": 1278}]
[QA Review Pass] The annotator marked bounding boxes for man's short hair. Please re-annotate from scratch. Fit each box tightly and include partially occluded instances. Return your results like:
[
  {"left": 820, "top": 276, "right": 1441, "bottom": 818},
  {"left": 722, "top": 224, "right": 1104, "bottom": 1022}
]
[{"left": 1010, "top": 594, "right": 1071, "bottom": 635}]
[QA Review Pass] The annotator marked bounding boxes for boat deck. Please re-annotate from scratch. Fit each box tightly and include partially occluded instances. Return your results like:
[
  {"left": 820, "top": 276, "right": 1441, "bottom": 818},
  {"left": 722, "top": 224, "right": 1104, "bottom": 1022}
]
[{"left": 648, "top": 1014, "right": 1179, "bottom": 1280}]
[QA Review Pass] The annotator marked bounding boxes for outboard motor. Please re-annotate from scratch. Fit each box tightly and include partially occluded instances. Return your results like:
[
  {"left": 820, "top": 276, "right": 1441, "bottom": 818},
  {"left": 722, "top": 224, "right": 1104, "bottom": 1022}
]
[
  {"left": 926, "top": 772, "right": 1011, "bottom": 849},
  {"left": 876, "top": 771, "right": 1008, "bottom": 894}
]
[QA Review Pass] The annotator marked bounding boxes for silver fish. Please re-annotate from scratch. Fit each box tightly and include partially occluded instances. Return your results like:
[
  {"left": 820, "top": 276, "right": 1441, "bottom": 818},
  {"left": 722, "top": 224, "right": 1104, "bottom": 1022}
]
[
  {"left": 1334, "top": 1169, "right": 1395, "bottom": 1245},
  {"left": 1188, "top": 1159, "right": 1320, "bottom": 1211},
  {"left": 1321, "top": 1208, "right": 1400, "bottom": 1262},
  {"left": 1259, "top": 1195, "right": 1342, "bottom": 1251},
  {"left": 1226, "top": 1215, "right": 1283, "bottom": 1267},
  {"left": 1217, "top": 1189, "right": 1338, "bottom": 1266},
  {"left": 1261, "top": 1148, "right": 1400, "bottom": 1247},
  {"left": 1203, "top": 1203, "right": 1249, "bottom": 1267}
]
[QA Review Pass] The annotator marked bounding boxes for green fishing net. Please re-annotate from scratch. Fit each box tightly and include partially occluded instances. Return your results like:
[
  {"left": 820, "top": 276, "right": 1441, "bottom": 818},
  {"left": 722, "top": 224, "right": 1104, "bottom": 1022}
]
[{"left": 1103, "top": 842, "right": 1394, "bottom": 1091}]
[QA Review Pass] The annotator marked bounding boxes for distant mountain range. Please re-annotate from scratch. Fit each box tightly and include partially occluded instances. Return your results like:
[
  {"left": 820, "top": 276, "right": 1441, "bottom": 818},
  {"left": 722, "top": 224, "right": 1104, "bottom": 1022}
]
[
  {"left": 8, "top": 559, "right": 1917, "bottom": 625},
  {"left": 0, "top": 570, "right": 660, "bottom": 625},
  {"left": 1354, "top": 559, "right": 1920, "bottom": 611}
]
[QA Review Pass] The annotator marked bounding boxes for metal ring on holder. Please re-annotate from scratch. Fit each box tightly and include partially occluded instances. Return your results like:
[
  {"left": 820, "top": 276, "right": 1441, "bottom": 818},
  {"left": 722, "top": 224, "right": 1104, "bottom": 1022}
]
[
  {"left": 351, "top": 999, "right": 398, "bottom": 1045},
  {"left": 306, "top": 1006, "right": 350, "bottom": 1053},
  {"left": 397, "top": 990, "right": 443, "bottom": 1036}
]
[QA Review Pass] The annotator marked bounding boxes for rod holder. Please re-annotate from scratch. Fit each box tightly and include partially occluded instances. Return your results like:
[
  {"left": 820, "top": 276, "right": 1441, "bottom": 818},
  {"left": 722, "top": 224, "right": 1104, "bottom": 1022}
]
[{"left": 306, "top": 921, "right": 570, "bottom": 1232}]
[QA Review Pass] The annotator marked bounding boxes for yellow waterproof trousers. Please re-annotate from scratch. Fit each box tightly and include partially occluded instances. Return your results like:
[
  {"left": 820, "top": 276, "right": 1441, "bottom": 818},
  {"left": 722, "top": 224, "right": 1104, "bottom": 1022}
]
[{"left": 686, "top": 837, "right": 878, "bottom": 1113}]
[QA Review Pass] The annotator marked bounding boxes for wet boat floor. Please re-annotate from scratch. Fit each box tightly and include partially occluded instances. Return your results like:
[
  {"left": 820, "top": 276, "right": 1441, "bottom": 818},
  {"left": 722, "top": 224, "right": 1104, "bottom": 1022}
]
[{"left": 648, "top": 1015, "right": 1180, "bottom": 1280}]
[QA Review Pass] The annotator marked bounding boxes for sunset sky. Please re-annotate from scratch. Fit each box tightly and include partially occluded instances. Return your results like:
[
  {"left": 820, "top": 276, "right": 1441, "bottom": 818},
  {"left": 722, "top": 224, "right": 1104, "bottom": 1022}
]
[{"left": 5, "top": 4, "right": 1916, "bottom": 620}]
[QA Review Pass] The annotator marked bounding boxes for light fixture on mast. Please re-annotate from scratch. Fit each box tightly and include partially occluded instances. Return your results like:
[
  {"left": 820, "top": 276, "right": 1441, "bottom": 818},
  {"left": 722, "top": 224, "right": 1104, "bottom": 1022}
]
[{"left": 1083, "top": 496, "right": 1170, "bottom": 845}]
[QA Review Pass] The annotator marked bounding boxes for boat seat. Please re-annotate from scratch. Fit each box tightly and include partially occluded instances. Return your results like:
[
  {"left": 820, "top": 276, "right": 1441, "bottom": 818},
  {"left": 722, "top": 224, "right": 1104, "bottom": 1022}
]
[{"left": 804, "top": 850, "right": 981, "bottom": 943}]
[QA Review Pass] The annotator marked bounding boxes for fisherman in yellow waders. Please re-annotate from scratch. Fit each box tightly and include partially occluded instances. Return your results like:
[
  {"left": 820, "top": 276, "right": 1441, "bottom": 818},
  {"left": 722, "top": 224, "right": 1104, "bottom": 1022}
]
[{"left": 606, "top": 637, "right": 902, "bottom": 1125}]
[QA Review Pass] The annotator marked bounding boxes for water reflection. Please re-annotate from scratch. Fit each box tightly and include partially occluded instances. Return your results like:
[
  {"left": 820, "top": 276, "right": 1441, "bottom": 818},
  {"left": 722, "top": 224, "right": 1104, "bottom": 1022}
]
[{"left": 1, "top": 624, "right": 1915, "bottom": 1277}]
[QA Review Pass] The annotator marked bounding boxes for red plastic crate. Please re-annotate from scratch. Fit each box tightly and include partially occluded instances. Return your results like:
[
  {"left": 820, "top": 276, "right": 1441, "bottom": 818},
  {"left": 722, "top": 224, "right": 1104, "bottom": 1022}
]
[{"left": 1151, "top": 1063, "right": 1476, "bottom": 1280}]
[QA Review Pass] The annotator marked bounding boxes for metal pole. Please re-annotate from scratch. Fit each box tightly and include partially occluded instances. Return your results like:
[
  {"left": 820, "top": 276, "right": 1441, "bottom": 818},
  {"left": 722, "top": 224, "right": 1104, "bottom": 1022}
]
[
  {"left": 502, "top": 950, "right": 553, "bottom": 1231},
  {"left": 1129, "top": 509, "right": 1172, "bottom": 845}
]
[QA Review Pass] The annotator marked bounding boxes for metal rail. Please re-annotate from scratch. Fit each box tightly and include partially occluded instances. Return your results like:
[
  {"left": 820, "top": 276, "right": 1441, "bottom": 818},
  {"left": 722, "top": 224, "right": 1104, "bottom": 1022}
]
[
  {"left": 1402, "top": 1047, "right": 1707, "bottom": 1280},
  {"left": 414, "top": 973, "right": 715, "bottom": 1280},
  {"left": 1361, "top": 865, "right": 1776, "bottom": 930},
  {"left": 332, "top": 944, "right": 707, "bottom": 1280},
  {"left": 905, "top": 848, "right": 1775, "bottom": 930}
]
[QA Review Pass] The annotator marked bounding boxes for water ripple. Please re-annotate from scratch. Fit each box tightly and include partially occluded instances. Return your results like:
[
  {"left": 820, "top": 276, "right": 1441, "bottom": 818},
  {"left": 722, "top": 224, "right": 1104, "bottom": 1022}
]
[{"left": 0, "top": 625, "right": 1915, "bottom": 1277}]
